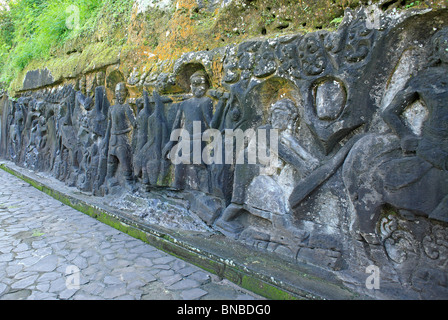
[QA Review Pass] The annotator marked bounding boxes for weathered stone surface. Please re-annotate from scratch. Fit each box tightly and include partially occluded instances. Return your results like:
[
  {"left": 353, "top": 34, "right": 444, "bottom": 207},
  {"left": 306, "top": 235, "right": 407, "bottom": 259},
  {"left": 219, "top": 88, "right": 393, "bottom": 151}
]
[
  {"left": 28, "top": 255, "right": 59, "bottom": 272},
  {"left": 22, "top": 68, "right": 55, "bottom": 91},
  {"left": 1, "top": 7, "right": 448, "bottom": 299},
  {"left": 181, "top": 288, "right": 208, "bottom": 300}
]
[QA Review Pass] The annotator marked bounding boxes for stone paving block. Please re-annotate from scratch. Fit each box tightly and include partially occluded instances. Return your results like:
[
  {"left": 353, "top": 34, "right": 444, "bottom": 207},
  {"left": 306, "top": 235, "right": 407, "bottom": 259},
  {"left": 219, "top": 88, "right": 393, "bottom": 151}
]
[
  {"left": 134, "top": 257, "right": 153, "bottom": 267},
  {"left": 160, "top": 274, "right": 183, "bottom": 287},
  {"left": 0, "top": 253, "right": 13, "bottom": 262},
  {"left": 59, "top": 288, "right": 78, "bottom": 300},
  {"left": 104, "top": 275, "right": 123, "bottom": 285},
  {"left": 187, "top": 271, "right": 211, "bottom": 284},
  {"left": 32, "top": 240, "right": 48, "bottom": 249},
  {"left": 13, "top": 243, "right": 29, "bottom": 253},
  {"left": 28, "top": 255, "right": 59, "bottom": 272},
  {"left": 151, "top": 264, "right": 171, "bottom": 271},
  {"left": 126, "top": 280, "right": 145, "bottom": 291},
  {"left": 171, "top": 260, "right": 187, "bottom": 271},
  {"left": 48, "top": 278, "right": 67, "bottom": 293},
  {"left": 0, "top": 283, "right": 7, "bottom": 296},
  {"left": 11, "top": 274, "right": 39, "bottom": 289},
  {"left": 83, "top": 282, "right": 105, "bottom": 295},
  {"left": 28, "top": 292, "right": 58, "bottom": 300},
  {"left": 17, "top": 256, "right": 40, "bottom": 267},
  {"left": 103, "top": 284, "right": 127, "bottom": 299},
  {"left": 139, "top": 273, "right": 157, "bottom": 283},
  {"left": 168, "top": 279, "right": 200, "bottom": 290},
  {"left": 119, "top": 272, "right": 140, "bottom": 283},
  {"left": 36, "top": 282, "right": 50, "bottom": 292},
  {"left": 14, "top": 271, "right": 39, "bottom": 281},
  {"left": 6, "top": 264, "right": 23, "bottom": 277},
  {"left": 71, "top": 256, "right": 89, "bottom": 270},
  {"left": 181, "top": 288, "right": 208, "bottom": 300},
  {"left": 37, "top": 272, "right": 62, "bottom": 283},
  {"left": 16, "top": 251, "right": 33, "bottom": 259},
  {"left": 178, "top": 266, "right": 198, "bottom": 277}
]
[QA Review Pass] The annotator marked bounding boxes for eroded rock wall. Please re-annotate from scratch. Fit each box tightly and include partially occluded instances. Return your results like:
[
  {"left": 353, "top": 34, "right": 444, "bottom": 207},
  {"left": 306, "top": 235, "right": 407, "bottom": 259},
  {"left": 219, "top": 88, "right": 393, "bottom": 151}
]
[{"left": 1, "top": 7, "right": 448, "bottom": 299}]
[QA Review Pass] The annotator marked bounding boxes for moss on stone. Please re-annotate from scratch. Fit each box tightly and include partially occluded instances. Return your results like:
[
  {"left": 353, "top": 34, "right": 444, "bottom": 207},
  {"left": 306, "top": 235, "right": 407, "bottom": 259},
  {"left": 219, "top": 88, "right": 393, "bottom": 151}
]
[
  {"left": 6, "top": 0, "right": 447, "bottom": 96},
  {"left": 8, "top": 42, "right": 122, "bottom": 95}
]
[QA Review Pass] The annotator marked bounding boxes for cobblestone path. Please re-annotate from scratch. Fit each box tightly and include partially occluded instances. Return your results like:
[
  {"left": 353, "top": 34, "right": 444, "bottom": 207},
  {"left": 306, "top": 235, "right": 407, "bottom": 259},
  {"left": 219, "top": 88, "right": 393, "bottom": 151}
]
[{"left": 0, "top": 169, "right": 261, "bottom": 300}]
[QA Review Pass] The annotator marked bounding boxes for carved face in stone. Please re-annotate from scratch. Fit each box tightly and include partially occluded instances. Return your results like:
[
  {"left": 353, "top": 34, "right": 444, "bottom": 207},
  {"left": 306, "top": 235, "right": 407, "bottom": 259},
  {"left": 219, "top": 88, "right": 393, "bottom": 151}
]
[
  {"left": 432, "top": 28, "right": 448, "bottom": 64},
  {"left": 190, "top": 71, "right": 208, "bottom": 98},
  {"left": 222, "top": 59, "right": 239, "bottom": 84},
  {"left": 269, "top": 99, "right": 298, "bottom": 131},
  {"left": 115, "top": 83, "right": 127, "bottom": 105}
]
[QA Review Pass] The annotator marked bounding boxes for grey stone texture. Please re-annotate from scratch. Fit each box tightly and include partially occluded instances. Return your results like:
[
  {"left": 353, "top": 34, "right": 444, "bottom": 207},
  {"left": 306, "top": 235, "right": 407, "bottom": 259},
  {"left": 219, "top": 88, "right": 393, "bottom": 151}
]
[
  {"left": 1, "top": 7, "right": 448, "bottom": 299},
  {"left": 0, "top": 169, "right": 261, "bottom": 300}
]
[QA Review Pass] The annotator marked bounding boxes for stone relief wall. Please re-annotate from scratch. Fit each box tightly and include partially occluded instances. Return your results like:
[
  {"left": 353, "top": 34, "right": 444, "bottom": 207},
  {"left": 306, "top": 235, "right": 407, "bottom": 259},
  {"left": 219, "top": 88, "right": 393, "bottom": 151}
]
[{"left": 1, "top": 8, "right": 447, "bottom": 299}]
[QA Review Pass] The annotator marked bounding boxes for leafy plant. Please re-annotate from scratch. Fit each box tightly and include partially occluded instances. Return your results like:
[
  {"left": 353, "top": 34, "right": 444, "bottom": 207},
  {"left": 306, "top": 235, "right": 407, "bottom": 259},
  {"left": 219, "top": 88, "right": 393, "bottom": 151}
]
[
  {"left": 330, "top": 16, "right": 343, "bottom": 26},
  {"left": 0, "top": 0, "right": 115, "bottom": 89}
]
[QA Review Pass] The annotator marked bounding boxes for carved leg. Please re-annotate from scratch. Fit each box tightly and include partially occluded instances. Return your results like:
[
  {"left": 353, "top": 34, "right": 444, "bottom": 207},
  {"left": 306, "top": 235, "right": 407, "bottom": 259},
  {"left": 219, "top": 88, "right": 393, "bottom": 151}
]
[
  {"left": 106, "top": 154, "right": 118, "bottom": 182},
  {"left": 133, "top": 157, "right": 142, "bottom": 179},
  {"left": 117, "top": 145, "right": 136, "bottom": 192},
  {"left": 215, "top": 203, "right": 245, "bottom": 236}
]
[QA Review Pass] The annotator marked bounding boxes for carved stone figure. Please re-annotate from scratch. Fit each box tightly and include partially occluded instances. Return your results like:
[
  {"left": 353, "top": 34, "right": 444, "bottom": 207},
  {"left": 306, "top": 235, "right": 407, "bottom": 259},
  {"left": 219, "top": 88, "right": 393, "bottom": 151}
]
[
  {"left": 207, "top": 91, "right": 235, "bottom": 202},
  {"left": 133, "top": 91, "right": 151, "bottom": 183},
  {"left": 76, "top": 71, "right": 110, "bottom": 192},
  {"left": 9, "top": 100, "right": 25, "bottom": 160},
  {"left": 162, "top": 70, "right": 214, "bottom": 192},
  {"left": 73, "top": 75, "right": 93, "bottom": 131},
  {"left": 54, "top": 98, "right": 78, "bottom": 182},
  {"left": 91, "top": 71, "right": 109, "bottom": 138},
  {"left": 142, "top": 90, "right": 170, "bottom": 188},
  {"left": 343, "top": 27, "right": 448, "bottom": 244},
  {"left": 27, "top": 102, "right": 47, "bottom": 152},
  {"left": 222, "top": 47, "right": 240, "bottom": 84},
  {"left": 216, "top": 99, "right": 317, "bottom": 236},
  {"left": 103, "top": 82, "right": 136, "bottom": 193},
  {"left": 1, "top": 8, "right": 447, "bottom": 300}
]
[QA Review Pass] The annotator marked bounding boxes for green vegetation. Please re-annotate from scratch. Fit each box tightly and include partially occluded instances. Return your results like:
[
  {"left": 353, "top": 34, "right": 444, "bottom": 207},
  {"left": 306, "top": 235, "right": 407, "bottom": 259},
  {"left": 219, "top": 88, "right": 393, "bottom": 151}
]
[
  {"left": 404, "top": 1, "right": 421, "bottom": 9},
  {"left": 0, "top": 0, "right": 133, "bottom": 90},
  {"left": 330, "top": 16, "right": 344, "bottom": 27},
  {"left": 32, "top": 229, "right": 45, "bottom": 237}
]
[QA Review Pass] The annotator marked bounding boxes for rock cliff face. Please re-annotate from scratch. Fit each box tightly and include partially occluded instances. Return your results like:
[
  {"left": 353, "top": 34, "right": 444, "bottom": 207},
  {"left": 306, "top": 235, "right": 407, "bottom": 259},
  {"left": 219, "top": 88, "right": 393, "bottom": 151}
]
[{"left": 1, "top": 4, "right": 448, "bottom": 299}]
